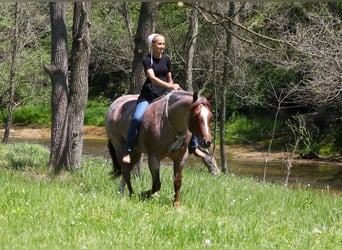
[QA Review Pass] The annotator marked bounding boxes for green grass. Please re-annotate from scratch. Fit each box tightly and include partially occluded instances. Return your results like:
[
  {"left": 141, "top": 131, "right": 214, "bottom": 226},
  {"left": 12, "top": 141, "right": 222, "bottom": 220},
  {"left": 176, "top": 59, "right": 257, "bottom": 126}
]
[{"left": 0, "top": 143, "right": 341, "bottom": 249}]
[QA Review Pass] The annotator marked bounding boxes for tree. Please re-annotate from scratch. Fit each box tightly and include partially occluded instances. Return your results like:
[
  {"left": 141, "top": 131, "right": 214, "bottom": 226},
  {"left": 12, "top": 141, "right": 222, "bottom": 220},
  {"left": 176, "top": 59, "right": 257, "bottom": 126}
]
[
  {"left": 44, "top": 2, "right": 69, "bottom": 170},
  {"left": 196, "top": 2, "right": 243, "bottom": 173},
  {"left": 283, "top": 4, "right": 342, "bottom": 110},
  {"left": 129, "top": 2, "right": 159, "bottom": 94},
  {"left": 44, "top": 2, "right": 91, "bottom": 172},
  {"left": 2, "top": 3, "right": 20, "bottom": 144},
  {"left": 66, "top": 2, "right": 91, "bottom": 168},
  {"left": 184, "top": 4, "right": 199, "bottom": 92}
]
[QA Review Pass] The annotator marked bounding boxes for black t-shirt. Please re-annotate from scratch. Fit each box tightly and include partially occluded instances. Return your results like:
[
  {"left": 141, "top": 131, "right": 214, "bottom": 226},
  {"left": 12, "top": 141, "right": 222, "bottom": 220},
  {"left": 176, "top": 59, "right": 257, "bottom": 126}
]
[{"left": 139, "top": 54, "right": 172, "bottom": 102}]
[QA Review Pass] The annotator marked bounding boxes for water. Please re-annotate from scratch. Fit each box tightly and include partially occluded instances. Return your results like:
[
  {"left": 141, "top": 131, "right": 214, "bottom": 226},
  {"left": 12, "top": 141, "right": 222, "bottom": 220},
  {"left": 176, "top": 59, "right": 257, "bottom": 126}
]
[
  {"left": 6, "top": 137, "right": 342, "bottom": 195},
  {"left": 225, "top": 160, "right": 342, "bottom": 195}
]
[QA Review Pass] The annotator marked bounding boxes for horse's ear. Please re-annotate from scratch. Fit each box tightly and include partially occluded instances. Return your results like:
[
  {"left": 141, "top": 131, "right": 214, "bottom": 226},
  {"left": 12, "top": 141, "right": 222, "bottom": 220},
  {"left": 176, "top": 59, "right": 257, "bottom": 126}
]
[
  {"left": 206, "top": 93, "right": 213, "bottom": 101},
  {"left": 193, "top": 92, "right": 198, "bottom": 102}
]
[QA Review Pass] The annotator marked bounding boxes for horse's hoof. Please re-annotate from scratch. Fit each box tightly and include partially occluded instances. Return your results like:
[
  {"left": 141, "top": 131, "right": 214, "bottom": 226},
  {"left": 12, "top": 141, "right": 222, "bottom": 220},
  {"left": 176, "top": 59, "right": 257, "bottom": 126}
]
[
  {"left": 139, "top": 191, "right": 150, "bottom": 200},
  {"left": 173, "top": 201, "right": 181, "bottom": 208}
]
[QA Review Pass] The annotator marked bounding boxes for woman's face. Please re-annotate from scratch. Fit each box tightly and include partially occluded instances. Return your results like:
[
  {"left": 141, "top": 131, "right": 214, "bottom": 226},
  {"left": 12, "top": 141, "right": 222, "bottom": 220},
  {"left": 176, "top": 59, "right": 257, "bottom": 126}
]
[{"left": 152, "top": 35, "right": 165, "bottom": 57}]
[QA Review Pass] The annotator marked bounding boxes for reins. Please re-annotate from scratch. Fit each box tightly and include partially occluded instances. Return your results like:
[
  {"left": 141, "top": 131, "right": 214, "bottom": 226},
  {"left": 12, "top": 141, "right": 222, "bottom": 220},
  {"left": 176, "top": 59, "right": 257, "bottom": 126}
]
[{"left": 164, "top": 92, "right": 187, "bottom": 152}]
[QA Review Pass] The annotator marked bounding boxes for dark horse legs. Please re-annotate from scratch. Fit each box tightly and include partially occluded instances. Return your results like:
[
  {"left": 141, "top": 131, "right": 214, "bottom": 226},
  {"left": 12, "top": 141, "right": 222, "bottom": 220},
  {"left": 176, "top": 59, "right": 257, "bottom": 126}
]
[
  {"left": 140, "top": 155, "right": 161, "bottom": 199},
  {"left": 173, "top": 163, "right": 183, "bottom": 207}
]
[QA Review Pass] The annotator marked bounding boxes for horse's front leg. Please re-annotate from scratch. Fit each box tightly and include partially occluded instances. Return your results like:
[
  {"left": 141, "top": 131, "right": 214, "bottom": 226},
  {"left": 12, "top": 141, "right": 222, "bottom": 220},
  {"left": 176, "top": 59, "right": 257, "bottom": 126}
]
[
  {"left": 173, "top": 161, "right": 184, "bottom": 208},
  {"left": 140, "top": 154, "right": 161, "bottom": 199}
]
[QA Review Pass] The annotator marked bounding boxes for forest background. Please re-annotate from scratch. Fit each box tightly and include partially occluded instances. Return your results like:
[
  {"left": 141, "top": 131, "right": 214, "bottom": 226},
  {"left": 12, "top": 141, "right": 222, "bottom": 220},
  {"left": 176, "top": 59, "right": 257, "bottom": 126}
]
[{"left": 0, "top": 2, "right": 341, "bottom": 162}]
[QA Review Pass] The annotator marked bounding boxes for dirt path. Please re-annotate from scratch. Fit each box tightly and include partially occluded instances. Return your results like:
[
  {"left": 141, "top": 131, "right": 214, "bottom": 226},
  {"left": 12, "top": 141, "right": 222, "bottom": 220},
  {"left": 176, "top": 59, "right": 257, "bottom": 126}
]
[{"left": 0, "top": 125, "right": 108, "bottom": 140}]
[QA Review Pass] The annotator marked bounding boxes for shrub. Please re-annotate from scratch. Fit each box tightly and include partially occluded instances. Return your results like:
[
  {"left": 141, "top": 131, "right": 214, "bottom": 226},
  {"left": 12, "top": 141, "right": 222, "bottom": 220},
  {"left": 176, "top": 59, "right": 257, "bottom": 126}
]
[
  {"left": 84, "top": 99, "right": 111, "bottom": 126},
  {"left": 225, "top": 113, "right": 284, "bottom": 144},
  {"left": 0, "top": 143, "right": 49, "bottom": 170}
]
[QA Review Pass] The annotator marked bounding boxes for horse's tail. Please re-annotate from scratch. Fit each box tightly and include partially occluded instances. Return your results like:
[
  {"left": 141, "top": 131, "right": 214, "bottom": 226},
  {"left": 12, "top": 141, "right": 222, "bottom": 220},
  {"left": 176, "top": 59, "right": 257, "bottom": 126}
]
[{"left": 108, "top": 140, "right": 121, "bottom": 178}]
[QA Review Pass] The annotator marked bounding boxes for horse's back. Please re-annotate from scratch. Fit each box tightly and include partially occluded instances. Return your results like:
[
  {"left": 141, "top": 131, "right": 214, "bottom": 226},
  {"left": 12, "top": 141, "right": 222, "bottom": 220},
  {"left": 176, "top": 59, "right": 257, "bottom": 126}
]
[{"left": 105, "top": 94, "right": 138, "bottom": 142}]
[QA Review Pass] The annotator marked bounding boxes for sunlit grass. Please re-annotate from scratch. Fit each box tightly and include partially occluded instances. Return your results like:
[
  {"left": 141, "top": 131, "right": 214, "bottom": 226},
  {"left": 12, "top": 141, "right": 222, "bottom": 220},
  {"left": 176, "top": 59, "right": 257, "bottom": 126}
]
[{"left": 0, "top": 143, "right": 341, "bottom": 249}]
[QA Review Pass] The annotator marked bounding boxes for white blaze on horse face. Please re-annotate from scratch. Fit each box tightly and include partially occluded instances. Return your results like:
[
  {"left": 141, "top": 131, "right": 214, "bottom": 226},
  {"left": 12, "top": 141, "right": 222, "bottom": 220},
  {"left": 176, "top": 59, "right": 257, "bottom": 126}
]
[{"left": 200, "top": 106, "right": 210, "bottom": 136}]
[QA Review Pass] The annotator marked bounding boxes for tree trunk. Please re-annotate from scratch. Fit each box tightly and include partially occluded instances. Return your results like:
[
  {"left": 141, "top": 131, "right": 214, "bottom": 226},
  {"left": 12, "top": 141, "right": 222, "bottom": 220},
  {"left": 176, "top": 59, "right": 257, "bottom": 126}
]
[
  {"left": 220, "top": 2, "right": 236, "bottom": 174},
  {"left": 129, "top": 2, "right": 159, "bottom": 94},
  {"left": 45, "top": 2, "right": 69, "bottom": 171},
  {"left": 185, "top": 5, "right": 198, "bottom": 92},
  {"left": 66, "top": 2, "right": 91, "bottom": 170},
  {"left": 119, "top": 2, "right": 134, "bottom": 51},
  {"left": 3, "top": 3, "right": 20, "bottom": 144},
  {"left": 220, "top": 62, "right": 228, "bottom": 174}
]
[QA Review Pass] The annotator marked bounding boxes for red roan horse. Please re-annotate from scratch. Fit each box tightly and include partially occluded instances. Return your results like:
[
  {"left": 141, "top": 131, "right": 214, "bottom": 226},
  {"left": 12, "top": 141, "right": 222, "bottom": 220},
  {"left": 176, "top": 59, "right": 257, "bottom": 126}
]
[{"left": 105, "top": 90, "right": 212, "bottom": 207}]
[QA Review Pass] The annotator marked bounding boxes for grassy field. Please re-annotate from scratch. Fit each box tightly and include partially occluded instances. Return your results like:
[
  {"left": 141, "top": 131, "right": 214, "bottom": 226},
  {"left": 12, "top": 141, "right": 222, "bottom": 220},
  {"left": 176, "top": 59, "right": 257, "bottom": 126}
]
[{"left": 0, "top": 143, "right": 341, "bottom": 249}]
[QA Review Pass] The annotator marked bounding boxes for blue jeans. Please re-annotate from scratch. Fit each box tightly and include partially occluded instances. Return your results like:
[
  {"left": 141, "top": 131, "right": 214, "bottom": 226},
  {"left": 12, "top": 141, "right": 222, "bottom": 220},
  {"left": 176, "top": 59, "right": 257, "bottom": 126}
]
[
  {"left": 189, "top": 134, "right": 199, "bottom": 150},
  {"left": 124, "top": 99, "right": 151, "bottom": 153}
]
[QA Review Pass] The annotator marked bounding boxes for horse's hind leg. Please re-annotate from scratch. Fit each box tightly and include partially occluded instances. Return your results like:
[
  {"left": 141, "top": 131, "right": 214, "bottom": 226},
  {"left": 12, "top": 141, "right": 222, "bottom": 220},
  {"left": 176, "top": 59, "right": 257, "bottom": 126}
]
[
  {"left": 140, "top": 155, "right": 161, "bottom": 199},
  {"left": 119, "top": 177, "right": 126, "bottom": 197},
  {"left": 118, "top": 155, "right": 143, "bottom": 197},
  {"left": 121, "top": 167, "right": 134, "bottom": 196}
]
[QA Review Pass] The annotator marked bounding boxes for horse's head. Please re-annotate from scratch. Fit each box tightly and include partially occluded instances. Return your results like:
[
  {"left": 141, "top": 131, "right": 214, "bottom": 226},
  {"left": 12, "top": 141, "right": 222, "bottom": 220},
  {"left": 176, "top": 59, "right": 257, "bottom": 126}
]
[{"left": 188, "top": 92, "right": 213, "bottom": 149}]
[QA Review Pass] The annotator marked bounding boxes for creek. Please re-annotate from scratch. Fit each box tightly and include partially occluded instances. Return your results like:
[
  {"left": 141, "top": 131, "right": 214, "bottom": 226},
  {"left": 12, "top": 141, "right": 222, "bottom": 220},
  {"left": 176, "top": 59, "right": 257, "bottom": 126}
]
[{"left": 4, "top": 129, "right": 342, "bottom": 196}]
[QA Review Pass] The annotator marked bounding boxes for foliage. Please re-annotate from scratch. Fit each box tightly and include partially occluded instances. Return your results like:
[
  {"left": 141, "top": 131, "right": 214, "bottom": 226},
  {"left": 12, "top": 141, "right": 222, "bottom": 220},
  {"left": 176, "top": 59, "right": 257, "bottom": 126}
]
[
  {"left": 0, "top": 143, "right": 341, "bottom": 249},
  {"left": 0, "top": 3, "right": 51, "bottom": 109},
  {"left": 225, "top": 112, "right": 286, "bottom": 144},
  {"left": 286, "top": 114, "right": 316, "bottom": 155},
  {"left": 84, "top": 98, "right": 111, "bottom": 126},
  {"left": 0, "top": 2, "right": 341, "bottom": 154},
  {"left": 0, "top": 105, "right": 52, "bottom": 125},
  {"left": 0, "top": 143, "right": 49, "bottom": 170}
]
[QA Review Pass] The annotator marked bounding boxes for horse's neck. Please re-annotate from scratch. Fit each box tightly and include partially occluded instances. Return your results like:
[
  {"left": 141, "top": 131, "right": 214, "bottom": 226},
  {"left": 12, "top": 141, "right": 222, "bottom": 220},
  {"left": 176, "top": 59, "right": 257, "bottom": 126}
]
[{"left": 166, "top": 95, "right": 191, "bottom": 134}]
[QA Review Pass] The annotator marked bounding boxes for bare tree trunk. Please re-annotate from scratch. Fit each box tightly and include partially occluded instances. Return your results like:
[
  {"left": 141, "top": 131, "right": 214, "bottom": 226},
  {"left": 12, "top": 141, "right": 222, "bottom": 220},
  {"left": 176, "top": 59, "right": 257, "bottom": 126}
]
[
  {"left": 129, "top": 2, "right": 159, "bottom": 94},
  {"left": 44, "top": 2, "right": 69, "bottom": 171},
  {"left": 3, "top": 3, "right": 20, "bottom": 144},
  {"left": 185, "top": 5, "right": 198, "bottom": 92},
  {"left": 66, "top": 2, "right": 91, "bottom": 169},
  {"left": 220, "top": 62, "right": 228, "bottom": 174},
  {"left": 219, "top": 3, "right": 236, "bottom": 174},
  {"left": 119, "top": 2, "right": 134, "bottom": 51}
]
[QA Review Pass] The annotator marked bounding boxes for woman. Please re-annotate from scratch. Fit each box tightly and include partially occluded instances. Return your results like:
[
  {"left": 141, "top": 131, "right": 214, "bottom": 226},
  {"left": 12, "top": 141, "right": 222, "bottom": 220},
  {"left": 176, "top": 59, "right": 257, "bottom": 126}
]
[{"left": 123, "top": 33, "right": 206, "bottom": 164}]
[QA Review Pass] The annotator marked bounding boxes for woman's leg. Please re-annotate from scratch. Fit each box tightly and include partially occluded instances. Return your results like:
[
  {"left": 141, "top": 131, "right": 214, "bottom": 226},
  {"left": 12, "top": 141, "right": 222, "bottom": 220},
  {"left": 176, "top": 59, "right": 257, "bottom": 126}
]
[
  {"left": 189, "top": 134, "right": 199, "bottom": 150},
  {"left": 123, "top": 100, "right": 150, "bottom": 163}
]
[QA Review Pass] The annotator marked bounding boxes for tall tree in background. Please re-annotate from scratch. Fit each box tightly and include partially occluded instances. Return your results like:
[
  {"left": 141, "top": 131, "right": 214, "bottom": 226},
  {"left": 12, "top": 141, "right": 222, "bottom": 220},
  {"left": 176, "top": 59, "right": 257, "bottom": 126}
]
[
  {"left": 184, "top": 4, "right": 199, "bottom": 92},
  {"left": 66, "top": 2, "right": 91, "bottom": 169},
  {"left": 196, "top": 2, "right": 241, "bottom": 173},
  {"left": 44, "top": 2, "right": 69, "bottom": 171},
  {"left": 2, "top": 3, "right": 20, "bottom": 144},
  {"left": 44, "top": 2, "right": 91, "bottom": 172},
  {"left": 129, "top": 2, "right": 159, "bottom": 94}
]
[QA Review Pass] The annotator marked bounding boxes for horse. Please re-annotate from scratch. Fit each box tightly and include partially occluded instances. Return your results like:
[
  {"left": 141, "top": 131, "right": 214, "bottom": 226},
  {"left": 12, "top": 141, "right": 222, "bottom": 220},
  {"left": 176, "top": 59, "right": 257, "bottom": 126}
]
[{"left": 105, "top": 90, "right": 213, "bottom": 207}]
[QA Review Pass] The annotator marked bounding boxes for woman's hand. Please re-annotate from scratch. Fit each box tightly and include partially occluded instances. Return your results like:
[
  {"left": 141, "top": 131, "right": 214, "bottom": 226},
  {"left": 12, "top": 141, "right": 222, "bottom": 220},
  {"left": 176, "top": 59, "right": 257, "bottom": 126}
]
[{"left": 170, "top": 83, "right": 181, "bottom": 90}]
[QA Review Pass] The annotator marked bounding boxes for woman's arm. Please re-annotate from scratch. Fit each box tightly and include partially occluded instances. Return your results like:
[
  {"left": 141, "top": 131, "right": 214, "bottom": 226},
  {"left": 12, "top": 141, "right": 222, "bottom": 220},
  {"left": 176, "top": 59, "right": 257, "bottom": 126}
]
[{"left": 146, "top": 69, "right": 180, "bottom": 90}]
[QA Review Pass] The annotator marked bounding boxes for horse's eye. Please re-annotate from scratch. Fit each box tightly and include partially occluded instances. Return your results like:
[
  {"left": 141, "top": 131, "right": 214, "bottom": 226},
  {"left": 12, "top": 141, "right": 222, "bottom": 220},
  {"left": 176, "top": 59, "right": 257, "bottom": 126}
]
[{"left": 193, "top": 114, "right": 198, "bottom": 119}]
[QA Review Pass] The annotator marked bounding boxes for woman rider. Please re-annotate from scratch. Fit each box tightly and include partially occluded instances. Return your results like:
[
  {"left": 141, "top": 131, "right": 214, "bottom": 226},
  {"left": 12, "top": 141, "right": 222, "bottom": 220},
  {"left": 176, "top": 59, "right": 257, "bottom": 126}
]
[{"left": 122, "top": 33, "right": 207, "bottom": 164}]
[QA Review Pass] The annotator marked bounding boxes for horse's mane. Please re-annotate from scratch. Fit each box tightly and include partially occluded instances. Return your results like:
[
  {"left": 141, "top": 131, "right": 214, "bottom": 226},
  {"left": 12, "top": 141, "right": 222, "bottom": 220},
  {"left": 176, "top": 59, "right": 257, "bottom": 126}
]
[{"left": 153, "top": 90, "right": 211, "bottom": 110}]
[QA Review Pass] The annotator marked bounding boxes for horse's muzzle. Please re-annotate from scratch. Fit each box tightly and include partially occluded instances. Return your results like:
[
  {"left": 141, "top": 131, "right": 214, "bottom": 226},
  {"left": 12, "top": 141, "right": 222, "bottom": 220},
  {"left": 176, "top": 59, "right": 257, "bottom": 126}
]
[{"left": 199, "top": 139, "right": 211, "bottom": 149}]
